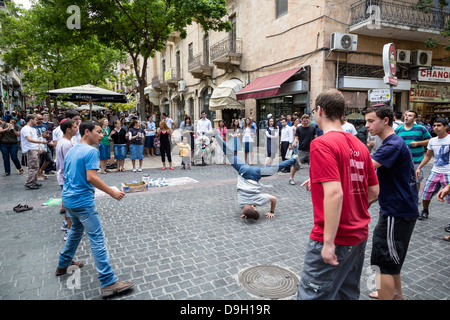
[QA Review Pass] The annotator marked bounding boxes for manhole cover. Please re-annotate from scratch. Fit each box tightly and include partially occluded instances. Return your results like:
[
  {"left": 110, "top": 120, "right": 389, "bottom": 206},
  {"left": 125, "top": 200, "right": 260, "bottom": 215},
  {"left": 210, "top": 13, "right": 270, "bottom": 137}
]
[{"left": 238, "top": 265, "right": 299, "bottom": 299}]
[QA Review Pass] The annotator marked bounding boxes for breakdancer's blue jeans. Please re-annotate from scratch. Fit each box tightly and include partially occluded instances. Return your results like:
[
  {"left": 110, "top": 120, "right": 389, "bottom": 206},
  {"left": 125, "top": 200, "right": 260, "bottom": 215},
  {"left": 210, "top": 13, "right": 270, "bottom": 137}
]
[{"left": 215, "top": 135, "right": 296, "bottom": 181}]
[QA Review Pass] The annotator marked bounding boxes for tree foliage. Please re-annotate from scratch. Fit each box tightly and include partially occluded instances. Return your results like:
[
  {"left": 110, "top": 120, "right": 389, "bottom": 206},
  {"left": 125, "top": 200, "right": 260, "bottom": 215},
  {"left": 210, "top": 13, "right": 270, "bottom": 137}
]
[
  {"left": 0, "top": 1, "right": 127, "bottom": 108},
  {"left": 44, "top": 0, "right": 232, "bottom": 118}
]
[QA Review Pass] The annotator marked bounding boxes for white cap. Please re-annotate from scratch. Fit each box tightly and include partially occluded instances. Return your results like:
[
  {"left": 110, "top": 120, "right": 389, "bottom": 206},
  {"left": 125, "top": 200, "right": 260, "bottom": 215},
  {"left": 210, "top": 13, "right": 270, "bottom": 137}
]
[{"left": 267, "top": 113, "right": 272, "bottom": 119}]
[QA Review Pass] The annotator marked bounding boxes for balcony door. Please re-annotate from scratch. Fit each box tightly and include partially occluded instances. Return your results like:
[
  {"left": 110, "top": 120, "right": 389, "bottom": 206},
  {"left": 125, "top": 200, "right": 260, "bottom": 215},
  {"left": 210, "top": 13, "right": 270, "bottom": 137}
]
[{"left": 229, "top": 15, "right": 237, "bottom": 52}]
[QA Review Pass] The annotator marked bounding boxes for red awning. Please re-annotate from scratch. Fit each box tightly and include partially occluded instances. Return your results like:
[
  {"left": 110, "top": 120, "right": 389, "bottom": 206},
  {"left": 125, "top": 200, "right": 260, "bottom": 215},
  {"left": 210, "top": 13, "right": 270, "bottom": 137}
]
[{"left": 236, "top": 67, "right": 302, "bottom": 100}]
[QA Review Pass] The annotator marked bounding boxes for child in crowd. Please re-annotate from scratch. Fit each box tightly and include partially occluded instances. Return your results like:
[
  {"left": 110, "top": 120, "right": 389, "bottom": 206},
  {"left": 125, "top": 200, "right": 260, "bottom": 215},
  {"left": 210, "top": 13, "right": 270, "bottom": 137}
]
[{"left": 176, "top": 136, "right": 191, "bottom": 170}]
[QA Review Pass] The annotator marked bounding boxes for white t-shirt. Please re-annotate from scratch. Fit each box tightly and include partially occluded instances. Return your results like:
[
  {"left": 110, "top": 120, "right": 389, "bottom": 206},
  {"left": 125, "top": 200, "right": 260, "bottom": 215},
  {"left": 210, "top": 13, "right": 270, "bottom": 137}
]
[
  {"left": 53, "top": 126, "right": 80, "bottom": 145},
  {"left": 56, "top": 137, "right": 75, "bottom": 185},
  {"left": 243, "top": 127, "right": 254, "bottom": 143},
  {"left": 164, "top": 118, "right": 174, "bottom": 129},
  {"left": 20, "top": 125, "right": 39, "bottom": 153},
  {"left": 427, "top": 135, "right": 450, "bottom": 173},
  {"left": 342, "top": 122, "right": 357, "bottom": 135}
]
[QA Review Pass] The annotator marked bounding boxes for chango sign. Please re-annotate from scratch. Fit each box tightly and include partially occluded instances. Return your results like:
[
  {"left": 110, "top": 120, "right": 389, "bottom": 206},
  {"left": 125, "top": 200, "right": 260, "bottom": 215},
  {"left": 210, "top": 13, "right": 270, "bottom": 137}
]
[
  {"left": 418, "top": 66, "right": 450, "bottom": 83},
  {"left": 410, "top": 83, "right": 450, "bottom": 103}
]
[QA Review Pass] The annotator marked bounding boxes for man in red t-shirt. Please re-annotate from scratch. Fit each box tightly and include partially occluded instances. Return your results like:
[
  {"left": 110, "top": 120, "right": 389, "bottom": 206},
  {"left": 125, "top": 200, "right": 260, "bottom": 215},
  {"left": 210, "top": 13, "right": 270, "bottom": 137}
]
[{"left": 297, "top": 89, "right": 379, "bottom": 300}]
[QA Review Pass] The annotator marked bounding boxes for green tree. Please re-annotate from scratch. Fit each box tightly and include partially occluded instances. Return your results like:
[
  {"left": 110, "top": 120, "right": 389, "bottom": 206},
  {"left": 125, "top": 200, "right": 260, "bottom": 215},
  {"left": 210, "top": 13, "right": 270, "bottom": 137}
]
[
  {"left": 0, "top": 1, "right": 127, "bottom": 110},
  {"left": 417, "top": 0, "right": 450, "bottom": 50},
  {"left": 44, "top": 0, "right": 232, "bottom": 119}
]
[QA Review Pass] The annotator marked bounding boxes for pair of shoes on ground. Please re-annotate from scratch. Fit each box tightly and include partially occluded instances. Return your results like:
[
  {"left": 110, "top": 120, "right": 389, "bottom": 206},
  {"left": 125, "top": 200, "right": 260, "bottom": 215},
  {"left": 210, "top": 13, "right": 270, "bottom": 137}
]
[
  {"left": 13, "top": 204, "right": 33, "bottom": 212},
  {"left": 55, "top": 261, "right": 134, "bottom": 297},
  {"left": 132, "top": 167, "right": 142, "bottom": 172}
]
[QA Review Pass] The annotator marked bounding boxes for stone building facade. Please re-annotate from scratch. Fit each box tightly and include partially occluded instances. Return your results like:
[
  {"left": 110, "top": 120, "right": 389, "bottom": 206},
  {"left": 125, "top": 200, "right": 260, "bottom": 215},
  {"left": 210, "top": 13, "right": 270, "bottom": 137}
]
[{"left": 139, "top": 0, "right": 450, "bottom": 128}]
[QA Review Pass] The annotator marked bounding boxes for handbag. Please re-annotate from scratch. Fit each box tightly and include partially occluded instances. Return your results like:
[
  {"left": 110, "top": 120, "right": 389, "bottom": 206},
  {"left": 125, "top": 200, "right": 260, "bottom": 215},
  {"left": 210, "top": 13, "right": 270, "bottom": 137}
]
[{"left": 154, "top": 137, "right": 160, "bottom": 148}]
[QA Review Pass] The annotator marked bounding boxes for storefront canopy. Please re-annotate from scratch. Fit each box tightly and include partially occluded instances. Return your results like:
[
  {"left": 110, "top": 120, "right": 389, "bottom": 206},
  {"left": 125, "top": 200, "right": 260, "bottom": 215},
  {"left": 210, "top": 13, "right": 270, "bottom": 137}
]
[
  {"left": 236, "top": 67, "right": 302, "bottom": 100},
  {"left": 210, "top": 79, "right": 244, "bottom": 110}
]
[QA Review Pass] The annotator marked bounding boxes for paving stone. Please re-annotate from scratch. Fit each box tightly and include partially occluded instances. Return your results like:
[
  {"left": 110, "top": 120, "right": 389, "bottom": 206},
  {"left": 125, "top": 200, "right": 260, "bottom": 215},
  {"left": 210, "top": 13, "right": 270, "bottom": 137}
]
[{"left": 0, "top": 157, "right": 448, "bottom": 300}]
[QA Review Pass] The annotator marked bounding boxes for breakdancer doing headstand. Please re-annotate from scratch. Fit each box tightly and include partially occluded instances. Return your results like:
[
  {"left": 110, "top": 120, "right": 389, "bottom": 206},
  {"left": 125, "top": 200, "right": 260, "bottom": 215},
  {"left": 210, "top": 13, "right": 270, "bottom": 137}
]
[{"left": 215, "top": 134, "right": 301, "bottom": 220}]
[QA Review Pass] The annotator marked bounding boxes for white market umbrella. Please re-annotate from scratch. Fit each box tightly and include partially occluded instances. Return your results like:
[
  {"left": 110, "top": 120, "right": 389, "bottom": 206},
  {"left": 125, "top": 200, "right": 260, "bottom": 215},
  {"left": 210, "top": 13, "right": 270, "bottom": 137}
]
[{"left": 47, "top": 84, "right": 127, "bottom": 119}]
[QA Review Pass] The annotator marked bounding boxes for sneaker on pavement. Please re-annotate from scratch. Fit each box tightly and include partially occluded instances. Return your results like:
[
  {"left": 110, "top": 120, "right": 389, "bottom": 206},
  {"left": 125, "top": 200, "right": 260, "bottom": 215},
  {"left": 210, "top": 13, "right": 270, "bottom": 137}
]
[
  {"left": 101, "top": 280, "right": 134, "bottom": 297},
  {"left": 418, "top": 210, "right": 429, "bottom": 221}
]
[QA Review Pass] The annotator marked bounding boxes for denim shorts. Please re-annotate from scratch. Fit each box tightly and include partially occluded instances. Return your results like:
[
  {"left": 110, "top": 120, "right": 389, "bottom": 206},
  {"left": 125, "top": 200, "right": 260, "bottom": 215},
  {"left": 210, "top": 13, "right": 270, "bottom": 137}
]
[
  {"left": 114, "top": 144, "right": 127, "bottom": 160},
  {"left": 99, "top": 143, "right": 110, "bottom": 160},
  {"left": 129, "top": 144, "right": 144, "bottom": 160},
  {"left": 244, "top": 141, "right": 253, "bottom": 153}
]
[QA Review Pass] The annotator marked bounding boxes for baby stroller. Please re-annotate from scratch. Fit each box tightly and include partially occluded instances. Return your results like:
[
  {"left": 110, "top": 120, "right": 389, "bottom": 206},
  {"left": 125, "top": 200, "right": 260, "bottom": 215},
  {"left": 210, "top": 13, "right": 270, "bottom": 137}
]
[{"left": 193, "top": 133, "right": 215, "bottom": 165}]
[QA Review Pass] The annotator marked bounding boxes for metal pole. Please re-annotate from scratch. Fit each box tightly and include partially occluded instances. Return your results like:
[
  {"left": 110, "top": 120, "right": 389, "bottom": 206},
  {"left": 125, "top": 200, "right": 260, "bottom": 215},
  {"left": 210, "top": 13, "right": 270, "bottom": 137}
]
[{"left": 390, "top": 85, "right": 394, "bottom": 108}]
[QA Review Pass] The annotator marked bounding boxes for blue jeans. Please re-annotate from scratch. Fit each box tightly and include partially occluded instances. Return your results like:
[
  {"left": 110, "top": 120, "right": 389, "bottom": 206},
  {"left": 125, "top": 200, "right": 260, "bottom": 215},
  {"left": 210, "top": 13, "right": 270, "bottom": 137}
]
[
  {"left": 0, "top": 143, "right": 22, "bottom": 175},
  {"left": 58, "top": 206, "right": 117, "bottom": 287},
  {"left": 216, "top": 135, "right": 295, "bottom": 181}
]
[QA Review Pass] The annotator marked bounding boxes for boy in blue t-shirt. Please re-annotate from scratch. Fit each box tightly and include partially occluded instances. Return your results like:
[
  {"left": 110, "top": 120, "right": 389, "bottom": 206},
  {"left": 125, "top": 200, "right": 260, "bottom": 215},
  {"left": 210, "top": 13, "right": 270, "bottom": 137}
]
[
  {"left": 365, "top": 105, "right": 418, "bottom": 301},
  {"left": 56, "top": 121, "right": 134, "bottom": 297}
]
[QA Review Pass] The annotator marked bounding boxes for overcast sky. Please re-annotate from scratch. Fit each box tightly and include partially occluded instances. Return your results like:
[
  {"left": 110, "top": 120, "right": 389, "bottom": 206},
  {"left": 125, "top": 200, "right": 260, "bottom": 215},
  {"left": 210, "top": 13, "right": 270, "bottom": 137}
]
[{"left": 14, "top": 0, "right": 32, "bottom": 9}]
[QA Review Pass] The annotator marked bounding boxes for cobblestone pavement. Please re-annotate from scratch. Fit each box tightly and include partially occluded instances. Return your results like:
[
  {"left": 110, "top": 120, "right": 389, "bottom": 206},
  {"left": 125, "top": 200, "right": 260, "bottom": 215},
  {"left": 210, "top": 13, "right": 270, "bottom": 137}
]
[{"left": 0, "top": 151, "right": 449, "bottom": 301}]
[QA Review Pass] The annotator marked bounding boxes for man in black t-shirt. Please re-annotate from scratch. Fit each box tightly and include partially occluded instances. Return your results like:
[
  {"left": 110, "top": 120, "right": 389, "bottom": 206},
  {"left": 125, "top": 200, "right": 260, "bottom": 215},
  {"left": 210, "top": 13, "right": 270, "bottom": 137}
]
[{"left": 289, "top": 114, "right": 316, "bottom": 185}]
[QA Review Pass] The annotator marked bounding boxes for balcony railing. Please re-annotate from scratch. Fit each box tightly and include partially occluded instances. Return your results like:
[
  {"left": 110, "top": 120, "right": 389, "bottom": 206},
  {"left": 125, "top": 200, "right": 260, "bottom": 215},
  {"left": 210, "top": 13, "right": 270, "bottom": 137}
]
[
  {"left": 210, "top": 37, "right": 243, "bottom": 62},
  {"left": 163, "top": 67, "right": 181, "bottom": 84},
  {"left": 188, "top": 53, "right": 204, "bottom": 72},
  {"left": 350, "top": 0, "right": 450, "bottom": 30}
]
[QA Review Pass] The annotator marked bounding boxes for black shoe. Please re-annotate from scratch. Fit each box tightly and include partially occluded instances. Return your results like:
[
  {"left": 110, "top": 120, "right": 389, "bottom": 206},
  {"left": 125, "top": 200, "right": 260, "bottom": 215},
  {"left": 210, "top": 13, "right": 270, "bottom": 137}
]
[
  {"left": 418, "top": 210, "right": 429, "bottom": 221},
  {"left": 35, "top": 183, "right": 43, "bottom": 187},
  {"left": 25, "top": 185, "right": 39, "bottom": 190}
]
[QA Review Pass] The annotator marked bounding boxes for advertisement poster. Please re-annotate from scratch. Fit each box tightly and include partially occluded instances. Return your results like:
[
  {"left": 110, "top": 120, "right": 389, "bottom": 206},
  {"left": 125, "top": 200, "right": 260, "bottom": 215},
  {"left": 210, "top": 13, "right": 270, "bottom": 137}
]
[{"left": 410, "top": 83, "right": 450, "bottom": 103}]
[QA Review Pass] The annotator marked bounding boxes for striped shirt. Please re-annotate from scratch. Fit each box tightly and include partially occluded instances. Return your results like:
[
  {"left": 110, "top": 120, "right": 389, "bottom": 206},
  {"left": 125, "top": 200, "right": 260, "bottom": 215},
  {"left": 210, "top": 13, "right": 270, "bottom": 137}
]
[{"left": 395, "top": 124, "right": 431, "bottom": 164}]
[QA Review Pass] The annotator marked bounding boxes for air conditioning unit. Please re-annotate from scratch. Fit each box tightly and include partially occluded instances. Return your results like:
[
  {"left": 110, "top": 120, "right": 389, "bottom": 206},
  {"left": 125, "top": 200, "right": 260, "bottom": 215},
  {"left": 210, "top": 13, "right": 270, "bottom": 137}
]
[
  {"left": 330, "top": 32, "right": 358, "bottom": 52},
  {"left": 411, "top": 50, "right": 432, "bottom": 67},
  {"left": 177, "top": 80, "right": 186, "bottom": 92},
  {"left": 397, "top": 49, "right": 411, "bottom": 64}
]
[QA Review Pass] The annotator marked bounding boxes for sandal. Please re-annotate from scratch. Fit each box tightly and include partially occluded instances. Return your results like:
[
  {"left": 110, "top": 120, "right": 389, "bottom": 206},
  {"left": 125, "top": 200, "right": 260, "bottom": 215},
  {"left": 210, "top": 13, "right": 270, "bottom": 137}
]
[
  {"left": 289, "top": 179, "right": 295, "bottom": 185},
  {"left": 443, "top": 236, "right": 450, "bottom": 242},
  {"left": 18, "top": 168, "right": 24, "bottom": 174},
  {"left": 3, "top": 173, "right": 10, "bottom": 177},
  {"left": 13, "top": 204, "right": 25, "bottom": 212},
  {"left": 444, "top": 224, "right": 450, "bottom": 233},
  {"left": 13, "top": 204, "right": 32, "bottom": 212}
]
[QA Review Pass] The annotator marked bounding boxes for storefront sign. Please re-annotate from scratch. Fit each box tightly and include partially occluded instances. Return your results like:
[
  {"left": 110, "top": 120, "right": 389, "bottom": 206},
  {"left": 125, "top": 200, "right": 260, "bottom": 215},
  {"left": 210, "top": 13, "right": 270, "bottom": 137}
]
[
  {"left": 368, "top": 89, "right": 391, "bottom": 102},
  {"left": 410, "top": 83, "right": 450, "bottom": 103},
  {"left": 383, "top": 43, "right": 398, "bottom": 86},
  {"left": 418, "top": 66, "right": 450, "bottom": 83}
]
